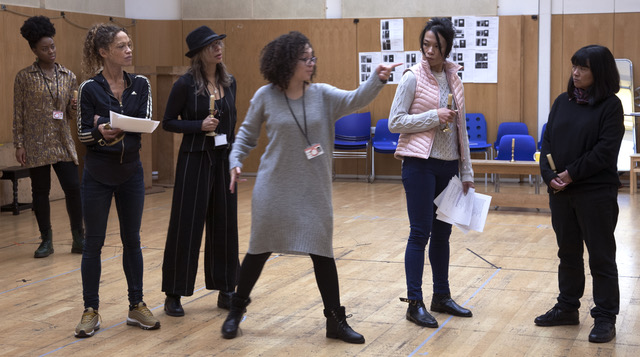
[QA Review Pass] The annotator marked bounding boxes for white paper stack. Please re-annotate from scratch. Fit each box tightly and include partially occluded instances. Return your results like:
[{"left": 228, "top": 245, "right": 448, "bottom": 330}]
[
  {"left": 109, "top": 111, "right": 159, "bottom": 133},
  {"left": 434, "top": 176, "right": 492, "bottom": 233}
]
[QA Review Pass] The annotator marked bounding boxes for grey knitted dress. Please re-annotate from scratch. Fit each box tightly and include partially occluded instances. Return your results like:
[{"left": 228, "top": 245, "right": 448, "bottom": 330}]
[{"left": 229, "top": 74, "right": 385, "bottom": 257}]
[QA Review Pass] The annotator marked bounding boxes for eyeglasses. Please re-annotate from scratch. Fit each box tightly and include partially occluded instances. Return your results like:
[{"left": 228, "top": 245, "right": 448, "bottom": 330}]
[
  {"left": 298, "top": 56, "right": 317, "bottom": 65},
  {"left": 207, "top": 40, "right": 224, "bottom": 51}
]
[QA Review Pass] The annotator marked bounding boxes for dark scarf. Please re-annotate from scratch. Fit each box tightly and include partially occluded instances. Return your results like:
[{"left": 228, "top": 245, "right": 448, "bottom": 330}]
[{"left": 572, "top": 87, "right": 591, "bottom": 105}]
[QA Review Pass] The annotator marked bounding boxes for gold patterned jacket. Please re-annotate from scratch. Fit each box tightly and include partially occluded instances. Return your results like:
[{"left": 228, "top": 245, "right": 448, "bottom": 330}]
[{"left": 13, "top": 62, "right": 79, "bottom": 167}]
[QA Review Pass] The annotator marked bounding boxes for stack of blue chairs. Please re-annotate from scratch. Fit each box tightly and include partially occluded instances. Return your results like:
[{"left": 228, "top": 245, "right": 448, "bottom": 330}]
[{"left": 333, "top": 112, "right": 372, "bottom": 181}]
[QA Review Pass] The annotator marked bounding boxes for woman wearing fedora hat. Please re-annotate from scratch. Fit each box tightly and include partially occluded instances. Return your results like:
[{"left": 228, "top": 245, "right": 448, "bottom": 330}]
[{"left": 161, "top": 25, "right": 240, "bottom": 317}]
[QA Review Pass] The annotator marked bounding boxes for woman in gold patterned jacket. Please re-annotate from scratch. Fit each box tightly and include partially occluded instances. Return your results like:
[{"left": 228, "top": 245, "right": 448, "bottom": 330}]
[{"left": 13, "top": 15, "right": 83, "bottom": 258}]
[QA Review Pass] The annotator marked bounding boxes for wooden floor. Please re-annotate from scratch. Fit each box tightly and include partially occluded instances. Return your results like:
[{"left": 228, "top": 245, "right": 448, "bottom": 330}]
[{"left": 1, "top": 178, "right": 640, "bottom": 356}]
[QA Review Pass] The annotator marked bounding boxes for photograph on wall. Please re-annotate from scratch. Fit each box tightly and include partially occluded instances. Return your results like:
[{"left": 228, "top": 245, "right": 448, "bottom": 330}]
[
  {"left": 404, "top": 51, "right": 421, "bottom": 71},
  {"left": 382, "top": 51, "right": 403, "bottom": 84},
  {"left": 359, "top": 52, "right": 381, "bottom": 84},
  {"left": 380, "top": 19, "right": 404, "bottom": 52},
  {"left": 473, "top": 50, "right": 497, "bottom": 83}
]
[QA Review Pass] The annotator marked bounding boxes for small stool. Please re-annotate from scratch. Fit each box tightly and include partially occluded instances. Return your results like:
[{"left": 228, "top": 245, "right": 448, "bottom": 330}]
[
  {"left": 1, "top": 166, "right": 32, "bottom": 215},
  {"left": 630, "top": 154, "right": 640, "bottom": 194}
]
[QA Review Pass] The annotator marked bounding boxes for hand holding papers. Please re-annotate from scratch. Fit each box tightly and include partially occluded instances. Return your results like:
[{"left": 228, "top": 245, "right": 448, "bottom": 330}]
[
  {"left": 434, "top": 176, "right": 491, "bottom": 233},
  {"left": 109, "top": 111, "right": 159, "bottom": 133}
]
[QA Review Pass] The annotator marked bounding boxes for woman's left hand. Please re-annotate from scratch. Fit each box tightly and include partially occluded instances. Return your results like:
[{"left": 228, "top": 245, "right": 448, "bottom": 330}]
[
  {"left": 376, "top": 63, "right": 403, "bottom": 81},
  {"left": 71, "top": 98, "right": 78, "bottom": 110},
  {"left": 463, "top": 181, "right": 475, "bottom": 195}
]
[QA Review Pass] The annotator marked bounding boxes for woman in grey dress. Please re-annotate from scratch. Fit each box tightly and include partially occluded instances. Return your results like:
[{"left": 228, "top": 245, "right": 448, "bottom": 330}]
[{"left": 221, "top": 31, "right": 399, "bottom": 343}]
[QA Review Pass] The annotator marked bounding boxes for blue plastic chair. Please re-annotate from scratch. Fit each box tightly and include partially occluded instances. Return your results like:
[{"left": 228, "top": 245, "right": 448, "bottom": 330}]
[
  {"left": 495, "top": 134, "right": 538, "bottom": 191},
  {"left": 333, "top": 112, "right": 372, "bottom": 181},
  {"left": 496, "top": 134, "right": 537, "bottom": 161},
  {"left": 538, "top": 123, "right": 547, "bottom": 151},
  {"left": 493, "top": 122, "right": 529, "bottom": 156},
  {"left": 371, "top": 119, "right": 400, "bottom": 182},
  {"left": 466, "top": 113, "right": 492, "bottom": 159},
  {"left": 335, "top": 112, "right": 371, "bottom": 142}
]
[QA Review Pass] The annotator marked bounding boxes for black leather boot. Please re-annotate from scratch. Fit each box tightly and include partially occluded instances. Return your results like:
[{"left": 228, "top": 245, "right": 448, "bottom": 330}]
[
  {"left": 400, "top": 298, "right": 438, "bottom": 328},
  {"left": 71, "top": 228, "right": 84, "bottom": 254},
  {"left": 34, "top": 229, "right": 53, "bottom": 258},
  {"left": 430, "top": 293, "right": 472, "bottom": 317},
  {"left": 221, "top": 293, "right": 251, "bottom": 339},
  {"left": 217, "top": 291, "right": 232, "bottom": 310},
  {"left": 324, "top": 306, "right": 365, "bottom": 344},
  {"left": 164, "top": 294, "right": 184, "bottom": 317}
]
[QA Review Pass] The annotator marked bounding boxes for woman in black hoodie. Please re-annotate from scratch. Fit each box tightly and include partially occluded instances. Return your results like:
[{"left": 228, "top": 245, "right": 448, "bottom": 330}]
[{"left": 74, "top": 23, "right": 159, "bottom": 338}]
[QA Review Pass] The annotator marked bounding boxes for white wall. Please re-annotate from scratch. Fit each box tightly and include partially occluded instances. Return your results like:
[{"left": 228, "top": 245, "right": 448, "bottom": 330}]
[
  {"left": 125, "top": 0, "right": 181, "bottom": 20},
  {"left": 499, "top": 0, "right": 640, "bottom": 15},
  {"left": 4, "top": 0, "right": 639, "bottom": 19}
]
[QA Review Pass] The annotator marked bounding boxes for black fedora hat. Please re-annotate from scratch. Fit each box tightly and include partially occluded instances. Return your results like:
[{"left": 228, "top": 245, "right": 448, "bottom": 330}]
[{"left": 185, "top": 25, "right": 226, "bottom": 58}]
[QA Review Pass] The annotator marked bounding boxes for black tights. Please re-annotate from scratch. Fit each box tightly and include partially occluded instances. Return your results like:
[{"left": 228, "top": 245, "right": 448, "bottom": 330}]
[{"left": 236, "top": 252, "right": 340, "bottom": 310}]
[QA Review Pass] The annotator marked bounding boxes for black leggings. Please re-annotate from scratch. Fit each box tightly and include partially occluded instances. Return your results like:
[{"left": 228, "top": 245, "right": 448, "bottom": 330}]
[
  {"left": 29, "top": 161, "right": 83, "bottom": 234},
  {"left": 236, "top": 252, "right": 340, "bottom": 310}
]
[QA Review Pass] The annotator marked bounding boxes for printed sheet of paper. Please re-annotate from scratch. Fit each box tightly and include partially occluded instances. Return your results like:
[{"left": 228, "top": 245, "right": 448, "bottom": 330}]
[
  {"left": 358, "top": 52, "right": 381, "bottom": 84},
  {"left": 451, "top": 192, "right": 492, "bottom": 233},
  {"left": 434, "top": 176, "right": 491, "bottom": 233},
  {"left": 381, "top": 51, "right": 403, "bottom": 84},
  {"left": 450, "top": 16, "right": 499, "bottom": 83},
  {"left": 109, "top": 111, "right": 159, "bottom": 133},
  {"left": 381, "top": 19, "right": 404, "bottom": 52}
]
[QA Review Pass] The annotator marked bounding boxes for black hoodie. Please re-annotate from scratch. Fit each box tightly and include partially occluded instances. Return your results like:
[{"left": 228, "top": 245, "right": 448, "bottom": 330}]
[{"left": 77, "top": 71, "right": 152, "bottom": 183}]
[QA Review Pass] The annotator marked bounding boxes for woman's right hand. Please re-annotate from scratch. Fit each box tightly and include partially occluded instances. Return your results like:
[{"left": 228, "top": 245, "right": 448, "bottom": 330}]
[
  {"left": 202, "top": 114, "right": 219, "bottom": 132},
  {"left": 229, "top": 166, "right": 246, "bottom": 193},
  {"left": 15, "top": 148, "right": 26, "bottom": 166},
  {"left": 98, "top": 123, "right": 124, "bottom": 141},
  {"left": 437, "top": 108, "right": 458, "bottom": 125}
]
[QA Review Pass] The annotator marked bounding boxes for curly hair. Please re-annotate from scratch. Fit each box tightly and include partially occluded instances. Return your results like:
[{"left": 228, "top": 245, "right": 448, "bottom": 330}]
[
  {"left": 419, "top": 17, "right": 455, "bottom": 59},
  {"left": 20, "top": 15, "right": 56, "bottom": 48},
  {"left": 260, "top": 31, "right": 315, "bottom": 90},
  {"left": 82, "top": 23, "right": 127, "bottom": 77}
]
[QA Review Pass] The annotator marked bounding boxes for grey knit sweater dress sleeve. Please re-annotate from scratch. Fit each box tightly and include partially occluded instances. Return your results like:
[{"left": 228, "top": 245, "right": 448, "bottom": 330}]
[{"left": 229, "top": 73, "right": 385, "bottom": 257}]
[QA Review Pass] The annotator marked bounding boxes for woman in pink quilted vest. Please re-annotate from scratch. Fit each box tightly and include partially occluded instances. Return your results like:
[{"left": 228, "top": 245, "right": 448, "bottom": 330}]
[{"left": 389, "top": 17, "right": 474, "bottom": 329}]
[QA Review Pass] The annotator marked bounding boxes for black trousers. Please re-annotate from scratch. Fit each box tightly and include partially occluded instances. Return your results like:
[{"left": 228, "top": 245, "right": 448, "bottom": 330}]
[
  {"left": 29, "top": 161, "right": 83, "bottom": 234},
  {"left": 162, "top": 150, "right": 239, "bottom": 296},
  {"left": 549, "top": 184, "right": 619, "bottom": 320},
  {"left": 236, "top": 252, "right": 341, "bottom": 310}
]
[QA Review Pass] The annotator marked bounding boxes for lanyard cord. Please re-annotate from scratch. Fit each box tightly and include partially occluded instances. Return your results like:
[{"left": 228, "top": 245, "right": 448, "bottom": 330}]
[
  {"left": 36, "top": 62, "right": 59, "bottom": 108},
  {"left": 284, "top": 86, "right": 311, "bottom": 146}
]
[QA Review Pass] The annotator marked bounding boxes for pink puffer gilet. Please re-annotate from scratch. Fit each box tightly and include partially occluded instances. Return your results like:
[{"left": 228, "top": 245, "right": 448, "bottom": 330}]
[{"left": 394, "top": 61, "right": 468, "bottom": 166}]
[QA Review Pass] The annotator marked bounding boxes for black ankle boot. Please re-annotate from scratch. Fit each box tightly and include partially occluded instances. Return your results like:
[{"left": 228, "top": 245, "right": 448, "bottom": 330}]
[
  {"left": 400, "top": 298, "right": 438, "bottom": 328},
  {"left": 323, "top": 306, "right": 365, "bottom": 344},
  {"left": 217, "top": 291, "right": 232, "bottom": 310},
  {"left": 34, "top": 229, "right": 53, "bottom": 258},
  {"left": 430, "top": 293, "right": 472, "bottom": 317},
  {"left": 221, "top": 293, "right": 251, "bottom": 339},
  {"left": 71, "top": 228, "right": 84, "bottom": 254},
  {"left": 164, "top": 294, "right": 184, "bottom": 317}
]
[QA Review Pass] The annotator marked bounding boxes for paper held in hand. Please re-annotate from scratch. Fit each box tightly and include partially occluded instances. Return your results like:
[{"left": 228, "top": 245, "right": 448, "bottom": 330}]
[
  {"left": 109, "top": 111, "right": 160, "bottom": 133},
  {"left": 433, "top": 175, "right": 492, "bottom": 233}
]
